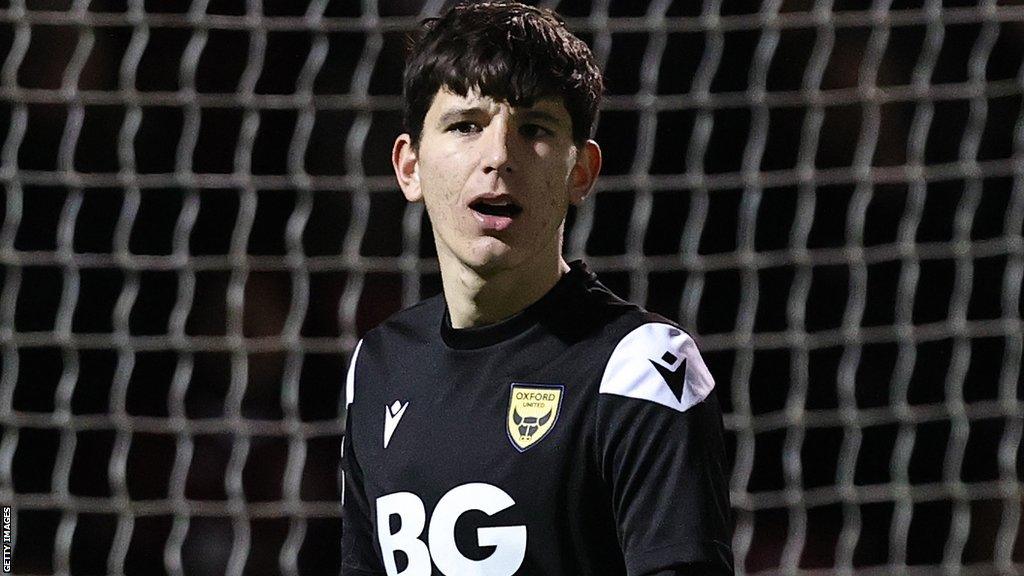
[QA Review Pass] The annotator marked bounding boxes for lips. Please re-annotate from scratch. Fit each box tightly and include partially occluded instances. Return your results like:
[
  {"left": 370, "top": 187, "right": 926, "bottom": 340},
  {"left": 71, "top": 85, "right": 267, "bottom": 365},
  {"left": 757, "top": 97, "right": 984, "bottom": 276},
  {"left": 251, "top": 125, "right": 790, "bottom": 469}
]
[
  {"left": 469, "top": 199, "right": 523, "bottom": 218},
  {"left": 468, "top": 194, "right": 522, "bottom": 231}
]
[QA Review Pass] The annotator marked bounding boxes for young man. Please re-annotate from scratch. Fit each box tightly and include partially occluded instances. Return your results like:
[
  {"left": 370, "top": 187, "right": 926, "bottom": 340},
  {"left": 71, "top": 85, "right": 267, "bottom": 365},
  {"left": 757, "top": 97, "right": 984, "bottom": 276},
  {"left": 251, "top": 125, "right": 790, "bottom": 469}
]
[{"left": 341, "top": 3, "right": 734, "bottom": 574}]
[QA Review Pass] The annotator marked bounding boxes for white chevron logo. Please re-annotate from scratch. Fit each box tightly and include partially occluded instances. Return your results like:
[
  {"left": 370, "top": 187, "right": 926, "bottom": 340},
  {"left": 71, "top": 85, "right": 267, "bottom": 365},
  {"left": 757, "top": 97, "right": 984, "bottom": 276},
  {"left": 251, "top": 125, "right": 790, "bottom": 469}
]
[{"left": 383, "top": 400, "right": 409, "bottom": 449}]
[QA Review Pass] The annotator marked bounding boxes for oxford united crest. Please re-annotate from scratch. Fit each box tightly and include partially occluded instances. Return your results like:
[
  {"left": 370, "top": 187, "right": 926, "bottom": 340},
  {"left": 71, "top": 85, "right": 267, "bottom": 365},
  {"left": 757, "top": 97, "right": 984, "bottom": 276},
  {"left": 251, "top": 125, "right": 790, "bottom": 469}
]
[{"left": 507, "top": 383, "right": 563, "bottom": 452}]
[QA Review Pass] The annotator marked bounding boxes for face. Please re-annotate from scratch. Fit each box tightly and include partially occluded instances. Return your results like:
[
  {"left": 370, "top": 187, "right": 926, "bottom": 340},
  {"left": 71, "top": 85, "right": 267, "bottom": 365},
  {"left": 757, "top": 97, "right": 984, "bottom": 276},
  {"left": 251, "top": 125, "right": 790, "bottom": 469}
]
[{"left": 393, "top": 88, "right": 601, "bottom": 275}]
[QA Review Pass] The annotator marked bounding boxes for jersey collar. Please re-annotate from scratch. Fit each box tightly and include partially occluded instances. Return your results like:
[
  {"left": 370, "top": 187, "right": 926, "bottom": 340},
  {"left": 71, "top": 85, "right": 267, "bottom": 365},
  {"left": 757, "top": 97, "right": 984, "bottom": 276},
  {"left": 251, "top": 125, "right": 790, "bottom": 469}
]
[{"left": 440, "top": 260, "right": 595, "bottom": 350}]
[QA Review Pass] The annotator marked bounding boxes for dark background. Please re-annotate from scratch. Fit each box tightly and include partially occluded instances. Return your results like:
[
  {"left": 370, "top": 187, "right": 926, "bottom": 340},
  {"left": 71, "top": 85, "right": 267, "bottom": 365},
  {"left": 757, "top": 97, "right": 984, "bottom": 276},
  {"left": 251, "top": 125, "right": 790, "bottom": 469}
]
[{"left": 3, "top": 0, "right": 1023, "bottom": 574}]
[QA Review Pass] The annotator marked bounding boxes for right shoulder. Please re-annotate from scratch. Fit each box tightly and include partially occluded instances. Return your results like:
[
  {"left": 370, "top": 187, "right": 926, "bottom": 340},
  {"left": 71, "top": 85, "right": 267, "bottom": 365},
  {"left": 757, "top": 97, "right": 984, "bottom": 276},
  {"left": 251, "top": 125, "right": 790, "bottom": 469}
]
[
  {"left": 345, "top": 293, "right": 446, "bottom": 407},
  {"left": 362, "top": 293, "right": 446, "bottom": 345}
]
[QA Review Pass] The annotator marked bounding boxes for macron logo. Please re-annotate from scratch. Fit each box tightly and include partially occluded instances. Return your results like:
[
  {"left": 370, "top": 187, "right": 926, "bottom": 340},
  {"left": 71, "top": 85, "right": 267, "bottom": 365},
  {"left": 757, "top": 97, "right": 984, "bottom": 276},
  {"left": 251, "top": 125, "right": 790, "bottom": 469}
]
[
  {"left": 599, "top": 323, "right": 715, "bottom": 413},
  {"left": 650, "top": 351, "right": 688, "bottom": 403},
  {"left": 384, "top": 400, "right": 409, "bottom": 449}
]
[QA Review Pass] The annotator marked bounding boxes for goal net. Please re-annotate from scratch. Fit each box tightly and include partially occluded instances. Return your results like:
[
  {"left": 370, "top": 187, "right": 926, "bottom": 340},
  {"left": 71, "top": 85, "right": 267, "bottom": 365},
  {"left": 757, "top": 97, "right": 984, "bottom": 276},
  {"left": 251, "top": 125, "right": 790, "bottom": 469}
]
[{"left": 1, "top": 0, "right": 1021, "bottom": 574}]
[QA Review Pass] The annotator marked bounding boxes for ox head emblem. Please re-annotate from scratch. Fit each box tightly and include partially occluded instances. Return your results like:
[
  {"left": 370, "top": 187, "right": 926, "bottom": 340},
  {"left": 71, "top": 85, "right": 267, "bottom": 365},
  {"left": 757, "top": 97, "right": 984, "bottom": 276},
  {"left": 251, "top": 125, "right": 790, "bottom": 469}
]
[
  {"left": 506, "top": 383, "right": 563, "bottom": 452},
  {"left": 512, "top": 408, "right": 552, "bottom": 440}
]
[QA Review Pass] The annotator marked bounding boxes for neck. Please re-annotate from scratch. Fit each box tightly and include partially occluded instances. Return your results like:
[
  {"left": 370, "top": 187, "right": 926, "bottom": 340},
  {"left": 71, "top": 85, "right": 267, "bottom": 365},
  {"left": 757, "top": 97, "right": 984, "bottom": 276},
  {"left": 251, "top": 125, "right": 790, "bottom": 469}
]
[{"left": 439, "top": 243, "right": 569, "bottom": 329}]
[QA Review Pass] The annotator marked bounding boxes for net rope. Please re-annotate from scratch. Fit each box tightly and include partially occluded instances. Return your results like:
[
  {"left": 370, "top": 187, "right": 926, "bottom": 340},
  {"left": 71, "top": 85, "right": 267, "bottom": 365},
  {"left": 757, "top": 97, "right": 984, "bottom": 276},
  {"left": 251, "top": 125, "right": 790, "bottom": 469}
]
[{"left": 0, "top": 0, "right": 1021, "bottom": 574}]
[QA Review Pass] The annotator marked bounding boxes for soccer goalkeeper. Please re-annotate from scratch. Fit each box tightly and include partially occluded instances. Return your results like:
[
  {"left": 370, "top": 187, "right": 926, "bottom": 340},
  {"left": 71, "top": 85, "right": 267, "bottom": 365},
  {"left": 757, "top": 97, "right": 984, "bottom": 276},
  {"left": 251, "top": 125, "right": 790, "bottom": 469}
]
[{"left": 341, "top": 2, "right": 734, "bottom": 574}]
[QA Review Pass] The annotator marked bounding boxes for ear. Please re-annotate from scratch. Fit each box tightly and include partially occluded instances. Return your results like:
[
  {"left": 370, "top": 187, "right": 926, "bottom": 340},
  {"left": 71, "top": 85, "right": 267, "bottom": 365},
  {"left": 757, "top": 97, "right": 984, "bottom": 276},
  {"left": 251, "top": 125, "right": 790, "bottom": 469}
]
[
  {"left": 392, "top": 133, "right": 422, "bottom": 203},
  {"left": 568, "top": 139, "right": 601, "bottom": 205}
]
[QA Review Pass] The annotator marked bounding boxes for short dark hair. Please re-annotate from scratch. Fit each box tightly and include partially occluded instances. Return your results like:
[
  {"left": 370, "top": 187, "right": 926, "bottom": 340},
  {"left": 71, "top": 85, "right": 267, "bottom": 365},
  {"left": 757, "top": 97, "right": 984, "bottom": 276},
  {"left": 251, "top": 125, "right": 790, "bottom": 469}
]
[{"left": 403, "top": 1, "right": 603, "bottom": 146}]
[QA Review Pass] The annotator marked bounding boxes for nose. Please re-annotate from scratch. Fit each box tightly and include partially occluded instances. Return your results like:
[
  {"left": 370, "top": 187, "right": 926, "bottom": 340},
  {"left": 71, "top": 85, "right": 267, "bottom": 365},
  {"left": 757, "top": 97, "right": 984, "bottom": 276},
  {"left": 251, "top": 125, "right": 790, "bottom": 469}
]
[{"left": 481, "top": 115, "right": 514, "bottom": 174}]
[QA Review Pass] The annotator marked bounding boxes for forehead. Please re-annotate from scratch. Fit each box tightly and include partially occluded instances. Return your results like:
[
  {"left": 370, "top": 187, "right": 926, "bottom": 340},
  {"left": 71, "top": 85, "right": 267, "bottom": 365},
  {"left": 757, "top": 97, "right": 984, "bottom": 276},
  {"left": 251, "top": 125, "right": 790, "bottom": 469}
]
[{"left": 427, "top": 88, "right": 571, "bottom": 124}]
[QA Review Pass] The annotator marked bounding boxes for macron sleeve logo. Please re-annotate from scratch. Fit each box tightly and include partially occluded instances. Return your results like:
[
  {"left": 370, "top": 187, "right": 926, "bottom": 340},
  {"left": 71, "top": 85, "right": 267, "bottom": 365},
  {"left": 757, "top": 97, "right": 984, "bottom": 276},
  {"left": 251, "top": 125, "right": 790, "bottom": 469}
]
[
  {"left": 650, "top": 351, "right": 687, "bottom": 403},
  {"left": 599, "top": 323, "right": 715, "bottom": 413}
]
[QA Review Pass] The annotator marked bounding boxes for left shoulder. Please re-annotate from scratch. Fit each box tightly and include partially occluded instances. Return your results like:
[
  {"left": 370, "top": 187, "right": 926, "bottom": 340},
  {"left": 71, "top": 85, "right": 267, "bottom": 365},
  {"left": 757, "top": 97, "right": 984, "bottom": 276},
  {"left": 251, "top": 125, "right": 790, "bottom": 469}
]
[{"left": 598, "top": 313, "right": 716, "bottom": 414}]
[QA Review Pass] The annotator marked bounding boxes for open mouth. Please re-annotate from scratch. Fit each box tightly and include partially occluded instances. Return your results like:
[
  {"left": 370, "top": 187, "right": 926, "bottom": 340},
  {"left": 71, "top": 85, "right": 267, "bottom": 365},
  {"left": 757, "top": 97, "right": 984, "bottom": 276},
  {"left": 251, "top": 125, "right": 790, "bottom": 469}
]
[{"left": 470, "top": 200, "right": 523, "bottom": 218}]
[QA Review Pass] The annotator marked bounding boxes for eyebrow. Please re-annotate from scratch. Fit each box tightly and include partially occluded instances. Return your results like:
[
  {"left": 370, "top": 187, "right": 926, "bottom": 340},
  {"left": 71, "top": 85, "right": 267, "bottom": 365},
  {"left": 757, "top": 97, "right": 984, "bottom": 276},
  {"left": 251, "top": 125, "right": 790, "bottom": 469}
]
[
  {"left": 437, "top": 108, "right": 484, "bottom": 128},
  {"left": 436, "top": 107, "right": 566, "bottom": 129},
  {"left": 519, "top": 109, "right": 565, "bottom": 127}
]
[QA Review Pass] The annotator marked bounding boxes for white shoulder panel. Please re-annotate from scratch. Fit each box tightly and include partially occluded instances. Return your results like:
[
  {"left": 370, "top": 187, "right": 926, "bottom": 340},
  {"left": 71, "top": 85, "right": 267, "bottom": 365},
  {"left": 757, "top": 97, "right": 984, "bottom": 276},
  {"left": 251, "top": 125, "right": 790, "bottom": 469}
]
[
  {"left": 599, "top": 323, "right": 715, "bottom": 413},
  {"left": 345, "top": 338, "right": 364, "bottom": 409}
]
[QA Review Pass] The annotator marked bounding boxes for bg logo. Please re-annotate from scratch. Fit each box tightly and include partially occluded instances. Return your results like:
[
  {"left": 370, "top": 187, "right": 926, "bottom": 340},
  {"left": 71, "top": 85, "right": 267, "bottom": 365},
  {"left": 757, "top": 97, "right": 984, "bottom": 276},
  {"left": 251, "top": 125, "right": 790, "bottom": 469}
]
[{"left": 376, "top": 483, "right": 526, "bottom": 575}]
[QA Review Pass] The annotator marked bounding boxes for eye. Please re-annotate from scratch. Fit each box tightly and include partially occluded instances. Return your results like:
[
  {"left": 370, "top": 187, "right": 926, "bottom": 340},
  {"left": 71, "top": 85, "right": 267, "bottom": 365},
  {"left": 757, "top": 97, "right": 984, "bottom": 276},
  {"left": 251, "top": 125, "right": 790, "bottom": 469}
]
[
  {"left": 520, "top": 123, "right": 553, "bottom": 139},
  {"left": 448, "top": 121, "right": 481, "bottom": 134}
]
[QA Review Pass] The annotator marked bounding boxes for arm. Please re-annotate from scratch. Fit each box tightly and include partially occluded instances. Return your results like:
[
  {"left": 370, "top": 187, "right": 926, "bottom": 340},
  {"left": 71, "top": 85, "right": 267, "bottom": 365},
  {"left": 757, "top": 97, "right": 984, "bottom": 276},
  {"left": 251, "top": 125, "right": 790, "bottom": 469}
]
[
  {"left": 597, "top": 323, "right": 735, "bottom": 576},
  {"left": 340, "top": 339, "right": 386, "bottom": 575},
  {"left": 341, "top": 424, "right": 386, "bottom": 574}
]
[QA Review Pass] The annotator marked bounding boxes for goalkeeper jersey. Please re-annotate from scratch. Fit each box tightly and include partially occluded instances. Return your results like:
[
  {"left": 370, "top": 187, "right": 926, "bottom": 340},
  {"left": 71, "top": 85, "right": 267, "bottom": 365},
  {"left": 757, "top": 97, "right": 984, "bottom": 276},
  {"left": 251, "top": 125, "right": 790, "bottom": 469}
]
[{"left": 341, "top": 260, "right": 734, "bottom": 575}]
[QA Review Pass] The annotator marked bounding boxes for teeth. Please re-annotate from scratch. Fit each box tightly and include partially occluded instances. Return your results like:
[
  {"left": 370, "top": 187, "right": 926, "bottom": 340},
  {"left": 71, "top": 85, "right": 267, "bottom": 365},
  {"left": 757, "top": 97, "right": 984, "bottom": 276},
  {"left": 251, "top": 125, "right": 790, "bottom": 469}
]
[{"left": 471, "top": 199, "right": 522, "bottom": 218}]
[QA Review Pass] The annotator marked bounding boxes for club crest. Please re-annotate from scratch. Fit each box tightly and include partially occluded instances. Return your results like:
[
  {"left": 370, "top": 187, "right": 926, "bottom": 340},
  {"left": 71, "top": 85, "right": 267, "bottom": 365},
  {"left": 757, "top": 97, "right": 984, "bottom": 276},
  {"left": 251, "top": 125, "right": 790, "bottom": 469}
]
[{"left": 506, "top": 383, "right": 563, "bottom": 452}]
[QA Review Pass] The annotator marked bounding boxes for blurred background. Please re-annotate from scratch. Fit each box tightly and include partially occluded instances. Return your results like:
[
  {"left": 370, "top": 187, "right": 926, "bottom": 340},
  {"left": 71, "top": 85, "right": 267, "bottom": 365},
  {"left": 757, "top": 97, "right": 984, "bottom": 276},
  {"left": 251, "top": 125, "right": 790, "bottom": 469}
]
[{"left": 1, "top": 0, "right": 1022, "bottom": 574}]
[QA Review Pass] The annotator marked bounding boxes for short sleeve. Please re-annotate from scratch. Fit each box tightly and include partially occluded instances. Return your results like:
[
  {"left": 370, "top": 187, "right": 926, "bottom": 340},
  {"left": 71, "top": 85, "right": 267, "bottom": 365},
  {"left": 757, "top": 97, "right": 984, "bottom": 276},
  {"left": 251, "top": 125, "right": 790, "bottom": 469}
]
[
  {"left": 596, "top": 323, "right": 734, "bottom": 575},
  {"left": 340, "top": 340, "right": 385, "bottom": 574}
]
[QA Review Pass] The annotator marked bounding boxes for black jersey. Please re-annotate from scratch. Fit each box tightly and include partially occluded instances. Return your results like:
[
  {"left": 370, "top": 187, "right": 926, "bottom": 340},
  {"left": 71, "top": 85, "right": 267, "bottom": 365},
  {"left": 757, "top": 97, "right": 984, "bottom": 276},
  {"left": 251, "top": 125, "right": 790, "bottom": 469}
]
[{"left": 341, "top": 261, "right": 734, "bottom": 576}]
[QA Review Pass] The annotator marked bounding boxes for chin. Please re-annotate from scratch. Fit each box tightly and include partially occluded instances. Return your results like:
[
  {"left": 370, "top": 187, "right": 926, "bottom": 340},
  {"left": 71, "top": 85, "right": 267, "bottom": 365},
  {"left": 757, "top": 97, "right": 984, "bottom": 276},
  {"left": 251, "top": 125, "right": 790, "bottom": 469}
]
[{"left": 462, "top": 238, "right": 519, "bottom": 275}]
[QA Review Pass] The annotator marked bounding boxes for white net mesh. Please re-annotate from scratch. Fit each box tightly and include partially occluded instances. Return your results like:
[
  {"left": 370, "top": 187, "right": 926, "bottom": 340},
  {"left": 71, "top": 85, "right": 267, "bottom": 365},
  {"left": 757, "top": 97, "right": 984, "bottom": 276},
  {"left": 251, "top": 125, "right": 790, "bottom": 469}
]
[{"left": 0, "top": 0, "right": 1022, "bottom": 574}]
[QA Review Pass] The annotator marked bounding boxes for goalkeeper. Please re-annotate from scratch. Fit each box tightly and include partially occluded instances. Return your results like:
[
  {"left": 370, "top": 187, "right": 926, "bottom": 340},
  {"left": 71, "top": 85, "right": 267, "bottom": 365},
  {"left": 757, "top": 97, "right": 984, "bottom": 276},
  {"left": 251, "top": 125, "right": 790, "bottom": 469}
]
[{"left": 341, "top": 2, "right": 734, "bottom": 574}]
